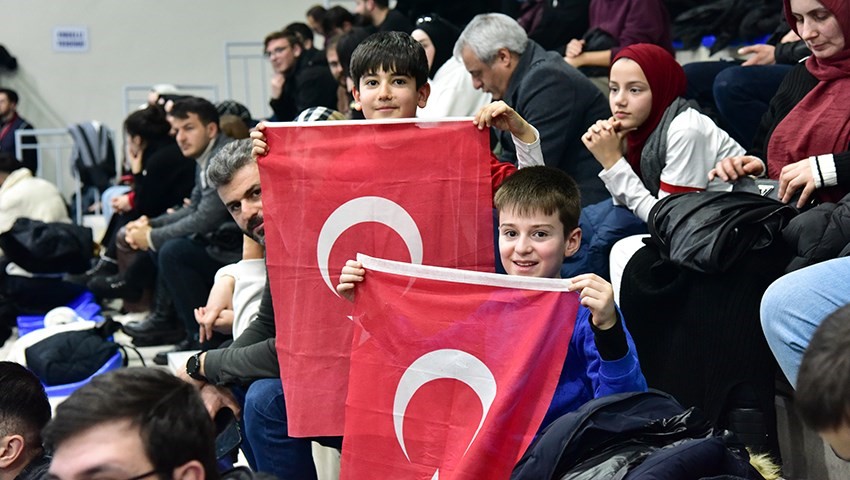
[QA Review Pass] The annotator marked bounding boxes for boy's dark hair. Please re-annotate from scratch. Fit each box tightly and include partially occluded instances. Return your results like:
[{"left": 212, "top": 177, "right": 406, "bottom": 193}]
[
  {"left": 494, "top": 166, "right": 581, "bottom": 233},
  {"left": 350, "top": 31, "right": 429, "bottom": 90},
  {"left": 796, "top": 303, "right": 850, "bottom": 432},
  {"left": 124, "top": 105, "right": 171, "bottom": 142},
  {"left": 264, "top": 29, "right": 302, "bottom": 50},
  {"left": 43, "top": 368, "right": 220, "bottom": 480},
  {"left": 285, "top": 22, "right": 314, "bottom": 44},
  {"left": 0, "top": 152, "right": 23, "bottom": 174},
  {"left": 0, "top": 88, "right": 18, "bottom": 104},
  {"left": 168, "top": 96, "right": 220, "bottom": 127},
  {"left": 0, "top": 362, "right": 51, "bottom": 451}
]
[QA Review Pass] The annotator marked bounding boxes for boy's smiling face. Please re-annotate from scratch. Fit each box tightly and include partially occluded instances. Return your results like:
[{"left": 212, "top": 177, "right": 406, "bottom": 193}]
[
  {"left": 498, "top": 207, "right": 581, "bottom": 279},
  {"left": 353, "top": 68, "right": 430, "bottom": 119}
]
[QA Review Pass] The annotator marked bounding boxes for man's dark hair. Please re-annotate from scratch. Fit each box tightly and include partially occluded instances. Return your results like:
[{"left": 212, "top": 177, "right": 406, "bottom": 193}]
[
  {"left": 796, "top": 303, "right": 850, "bottom": 432},
  {"left": 207, "top": 138, "right": 254, "bottom": 189},
  {"left": 350, "top": 31, "right": 429, "bottom": 90},
  {"left": 0, "top": 362, "right": 51, "bottom": 455},
  {"left": 0, "top": 152, "right": 23, "bottom": 174},
  {"left": 307, "top": 5, "right": 326, "bottom": 22},
  {"left": 0, "top": 88, "right": 19, "bottom": 105},
  {"left": 494, "top": 166, "right": 582, "bottom": 234},
  {"left": 263, "top": 29, "right": 302, "bottom": 50},
  {"left": 372, "top": 0, "right": 389, "bottom": 8},
  {"left": 124, "top": 105, "right": 171, "bottom": 142},
  {"left": 337, "top": 27, "right": 372, "bottom": 81},
  {"left": 168, "top": 96, "right": 220, "bottom": 127},
  {"left": 43, "top": 368, "right": 220, "bottom": 480},
  {"left": 285, "top": 22, "right": 314, "bottom": 45},
  {"left": 322, "top": 5, "right": 355, "bottom": 36}
]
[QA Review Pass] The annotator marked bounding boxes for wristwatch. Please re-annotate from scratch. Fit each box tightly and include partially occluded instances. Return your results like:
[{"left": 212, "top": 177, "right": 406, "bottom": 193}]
[{"left": 186, "top": 352, "right": 208, "bottom": 382}]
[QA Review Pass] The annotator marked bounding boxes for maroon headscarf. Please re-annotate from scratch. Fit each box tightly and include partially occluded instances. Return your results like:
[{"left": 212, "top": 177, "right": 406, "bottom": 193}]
[
  {"left": 768, "top": 0, "right": 850, "bottom": 201},
  {"left": 612, "top": 43, "right": 686, "bottom": 176}
]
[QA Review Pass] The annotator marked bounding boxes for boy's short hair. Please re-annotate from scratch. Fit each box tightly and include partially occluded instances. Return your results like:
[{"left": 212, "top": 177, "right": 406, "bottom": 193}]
[
  {"left": 349, "top": 31, "right": 429, "bottom": 91},
  {"left": 494, "top": 166, "right": 581, "bottom": 233},
  {"left": 168, "top": 96, "right": 220, "bottom": 127},
  {"left": 796, "top": 303, "right": 850, "bottom": 432},
  {"left": 0, "top": 361, "right": 51, "bottom": 450}
]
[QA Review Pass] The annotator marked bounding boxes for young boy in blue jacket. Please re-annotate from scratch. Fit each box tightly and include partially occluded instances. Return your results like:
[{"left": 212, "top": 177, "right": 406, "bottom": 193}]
[{"left": 339, "top": 165, "right": 647, "bottom": 432}]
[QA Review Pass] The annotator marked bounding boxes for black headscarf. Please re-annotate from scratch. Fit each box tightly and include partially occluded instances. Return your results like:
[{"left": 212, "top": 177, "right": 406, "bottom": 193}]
[{"left": 415, "top": 14, "right": 461, "bottom": 78}]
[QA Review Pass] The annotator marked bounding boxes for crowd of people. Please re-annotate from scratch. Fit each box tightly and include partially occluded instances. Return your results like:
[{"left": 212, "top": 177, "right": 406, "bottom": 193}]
[{"left": 0, "top": 0, "right": 848, "bottom": 478}]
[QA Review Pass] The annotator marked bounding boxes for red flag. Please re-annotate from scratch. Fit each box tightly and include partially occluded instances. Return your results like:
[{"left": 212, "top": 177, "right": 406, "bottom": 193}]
[
  {"left": 341, "top": 254, "right": 579, "bottom": 480},
  {"left": 259, "top": 119, "right": 494, "bottom": 436}
]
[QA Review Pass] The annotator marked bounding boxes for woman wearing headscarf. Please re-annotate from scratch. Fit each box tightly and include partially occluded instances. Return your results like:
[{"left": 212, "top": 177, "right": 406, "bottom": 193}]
[
  {"left": 711, "top": 0, "right": 850, "bottom": 207},
  {"left": 412, "top": 14, "right": 490, "bottom": 118}
]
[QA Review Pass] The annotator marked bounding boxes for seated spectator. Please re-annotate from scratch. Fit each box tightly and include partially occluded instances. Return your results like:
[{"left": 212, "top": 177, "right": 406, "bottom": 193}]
[
  {"left": 456, "top": 13, "right": 612, "bottom": 206},
  {"left": 322, "top": 5, "right": 355, "bottom": 38},
  {"left": 75, "top": 105, "right": 196, "bottom": 294},
  {"left": 795, "top": 303, "right": 850, "bottom": 461},
  {"left": 0, "top": 152, "right": 69, "bottom": 240},
  {"left": 265, "top": 28, "right": 338, "bottom": 121},
  {"left": 0, "top": 89, "right": 37, "bottom": 174},
  {"left": 580, "top": 44, "right": 743, "bottom": 283},
  {"left": 338, "top": 166, "right": 647, "bottom": 431},
  {"left": 683, "top": 25, "right": 809, "bottom": 149},
  {"left": 413, "top": 13, "right": 491, "bottom": 118},
  {"left": 355, "top": 0, "right": 413, "bottom": 33},
  {"left": 285, "top": 21, "right": 316, "bottom": 51},
  {"left": 0, "top": 361, "right": 51, "bottom": 480},
  {"left": 306, "top": 4, "right": 327, "bottom": 36},
  {"left": 43, "top": 368, "right": 224, "bottom": 480},
  {"left": 334, "top": 27, "right": 373, "bottom": 119},
  {"left": 563, "top": 0, "right": 673, "bottom": 85}
]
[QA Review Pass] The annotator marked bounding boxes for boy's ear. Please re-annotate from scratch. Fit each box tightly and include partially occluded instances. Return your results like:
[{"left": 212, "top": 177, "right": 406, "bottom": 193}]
[
  {"left": 417, "top": 82, "right": 431, "bottom": 108},
  {"left": 351, "top": 85, "right": 361, "bottom": 104},
  {"left": 563, "top": 227, "right": 582, "bottom": 258}
]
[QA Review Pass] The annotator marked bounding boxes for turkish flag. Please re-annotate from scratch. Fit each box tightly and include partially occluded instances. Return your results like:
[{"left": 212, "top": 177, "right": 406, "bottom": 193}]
[
  {"left": 259, "top": 119, "right": 495, "bottom": 436},
  {"left": 341, "top": 254, "right": 579, "bottom": 480}
]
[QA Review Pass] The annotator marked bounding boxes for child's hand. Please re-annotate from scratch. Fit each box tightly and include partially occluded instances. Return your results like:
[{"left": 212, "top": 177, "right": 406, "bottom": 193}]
[
  {"left": 581, "top": 118, "right": 628, "bottom": 170},
  {"left": 336, "top": 260, "right": 365, "bottom": 303},
  {"left": 567, "top": 273, "right": 617, "bottom": 330},
  {"left": 473, "top": 101, "right": 536, "bottom": 144},
  {"left": 250, "top": 123, "right": 269, "bottom": 160}
]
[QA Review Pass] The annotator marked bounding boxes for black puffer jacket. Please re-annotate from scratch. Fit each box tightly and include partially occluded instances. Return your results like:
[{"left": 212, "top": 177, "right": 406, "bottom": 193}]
[{"left": 782, "top": 192, "right": 850, "bottom": 273}]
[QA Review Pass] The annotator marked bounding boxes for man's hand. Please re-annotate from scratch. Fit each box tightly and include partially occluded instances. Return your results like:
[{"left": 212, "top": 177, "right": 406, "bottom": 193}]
[
  {"left": 250, "top": 123, "right": 269, "bottom": 160},
  {"left": 112, "top": 194, "right": 132, "bottom": 213},
  {"left": 567, "top": 273, "right": 617, "bottom": 330},
  {"left": 199, "top": 384, "right": 242, "bottom": 419},
  {"left": 270, "top": 73, "right": 285, "bottom": 100},
  {"left": 565, "top": 38, "right": 585, "bottom": 58},
  {"left": 473, "top": 101, "right": 536, "bottom": 144},
  {"left": 125, "top": 224, "right": 152, "bottom": 250},
  {"left": 739, "top": 44, "right": 776, "bottom": 66}
]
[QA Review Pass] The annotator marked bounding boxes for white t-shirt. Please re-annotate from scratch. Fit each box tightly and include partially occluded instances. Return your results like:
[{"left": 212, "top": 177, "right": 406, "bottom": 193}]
[{"left": 417, "top": 57, "right": 491, "bottom": 119}]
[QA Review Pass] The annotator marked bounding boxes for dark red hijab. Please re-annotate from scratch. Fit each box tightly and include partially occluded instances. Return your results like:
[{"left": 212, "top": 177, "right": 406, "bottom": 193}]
[
  {"left": 768, "top": 0, "right": 850, "bottom": 201},
  {"left": 612, "top": 44, "right": 686, "bottom": 175}
]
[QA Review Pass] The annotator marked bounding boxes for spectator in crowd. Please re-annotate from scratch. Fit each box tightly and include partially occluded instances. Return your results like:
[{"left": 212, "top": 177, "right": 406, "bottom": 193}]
[
  {"left": 77, "top": 105, "right": 195, "bottom": 296},
  {"left": 0, "top": 89, "right": 37, "bottom": 174},
  {"left": 306, "top": 4, "right": 327, "bottom": 36},
  {"left": 0, "top": 362, "right": 51, "bottom": 480},
  {"left": 265, "top": 29, "right": 338, "bottom": 121},
  {"left": 795, "top": 303, "right": 850, "bottom": 462},
  {"left": 116, "top": 98, "right": 240, "bottom": 363},
  {"left": 0, "top": 152, "right": 68, "bottom": 241},
  {"left": 563, "top": 0, "right": 673, "bottom": 81},
  {"left": 413, "top": 13, "right": 491, "bottom": 118},
  {"left": 455, "top": 13, "right": 612, "bottom": 206},
  {"left": 322, "top": 5, "right": 355, "bottom": 38},
  {"left": 355, "top": 0, "right": 413, "bottom": 33},
  {"left": 683, "top": 25, "right": 809, "bottom": 149},
  {"left": 284, "top": 21, "right": 316, "bottom": 51},
  {"left": 334, "top": 27, "right": 373, "bottom": 119},
  {"left": 324, "top": 34, "right": 351, "bottom": 114},
  {"left": 43, "top": 368, "right": 223, "bottom": 480}
]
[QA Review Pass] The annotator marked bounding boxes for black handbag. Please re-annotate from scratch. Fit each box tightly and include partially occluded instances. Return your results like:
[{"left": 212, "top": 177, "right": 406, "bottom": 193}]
[{"left": 646, "top": 191, "right": 798, "bottom": 273}]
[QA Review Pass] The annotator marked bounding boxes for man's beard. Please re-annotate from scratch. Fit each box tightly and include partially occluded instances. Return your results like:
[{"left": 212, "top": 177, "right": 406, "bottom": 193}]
[{"left": 245, "top": 214, "right": 265, "bottom": 245}]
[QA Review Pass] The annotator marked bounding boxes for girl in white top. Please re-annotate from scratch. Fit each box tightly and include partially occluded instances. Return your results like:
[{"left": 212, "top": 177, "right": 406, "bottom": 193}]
[{"left": 581, "top": 43, "right": 744, "bottom": 298}]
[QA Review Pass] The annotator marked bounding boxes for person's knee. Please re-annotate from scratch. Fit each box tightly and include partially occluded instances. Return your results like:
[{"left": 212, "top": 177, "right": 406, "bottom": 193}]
[
  {"left": 713, "top": 66, "right": 750, "bottom": 101},
  {"left": 244, "top": 379, "right": 287, "bottom": 426}
]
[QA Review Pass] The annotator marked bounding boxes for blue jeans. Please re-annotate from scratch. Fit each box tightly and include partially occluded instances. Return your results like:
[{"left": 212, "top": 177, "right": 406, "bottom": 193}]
[
  {"left": 235, "top": 378, "right": 342, "bottom": 479},
  {"left": 760, "top": 257, "right": 850, "bottom": 387}
]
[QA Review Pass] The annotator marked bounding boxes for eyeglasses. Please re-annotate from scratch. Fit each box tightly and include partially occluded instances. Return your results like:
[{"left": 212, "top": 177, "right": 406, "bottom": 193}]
[{"left": 264, "top": 45, "right": 290, "bottom": 58}]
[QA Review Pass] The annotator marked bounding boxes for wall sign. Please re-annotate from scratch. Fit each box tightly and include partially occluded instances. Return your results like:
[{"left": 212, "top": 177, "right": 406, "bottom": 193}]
[{"left": 53, "top": 27, "right": 89, "bottom": 52}]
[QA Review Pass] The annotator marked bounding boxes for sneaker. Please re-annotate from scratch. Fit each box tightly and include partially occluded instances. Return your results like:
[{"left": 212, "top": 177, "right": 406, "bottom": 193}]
[
  {"left": 153, "top": 338, "right": 202, "bottom": 366},
  {"left": 123, "top": 314, "right": 186, "bottom": 347}
]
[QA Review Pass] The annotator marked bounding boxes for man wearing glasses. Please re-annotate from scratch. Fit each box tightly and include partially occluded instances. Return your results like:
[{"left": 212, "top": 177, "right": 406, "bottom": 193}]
[{"left": 264, "top": 28, "right": 337, "bottom": 121}]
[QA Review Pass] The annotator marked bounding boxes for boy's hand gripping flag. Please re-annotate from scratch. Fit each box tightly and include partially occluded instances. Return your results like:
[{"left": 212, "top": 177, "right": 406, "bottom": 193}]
[
  {"left": 341, "top": 254, "right": 578, "bottom": 480},
  {"left": 259, "top": 119, "right": 494, "bottom": 436}
]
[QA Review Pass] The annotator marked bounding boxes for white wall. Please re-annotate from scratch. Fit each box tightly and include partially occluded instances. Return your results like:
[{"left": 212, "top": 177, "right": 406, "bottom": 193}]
[{"left": 0, "top": 0, "right": 320, "bottom": 136}]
